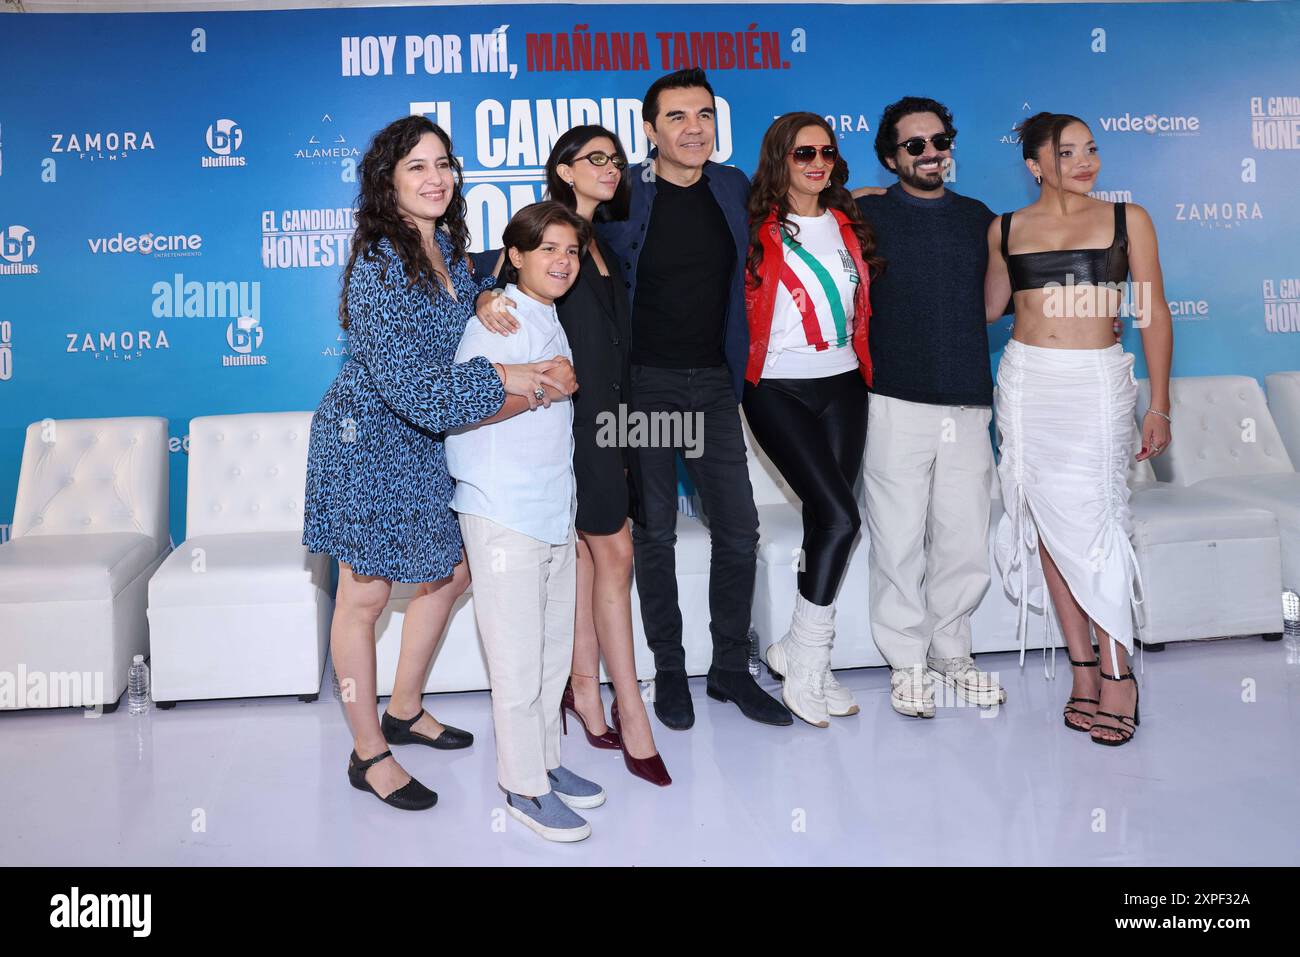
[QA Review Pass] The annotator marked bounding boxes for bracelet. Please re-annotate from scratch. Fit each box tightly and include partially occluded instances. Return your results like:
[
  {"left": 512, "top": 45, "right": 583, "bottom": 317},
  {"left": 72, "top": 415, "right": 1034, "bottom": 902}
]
[{"left": 1145, "top": 409, "right": 1172, "bottom": 423}]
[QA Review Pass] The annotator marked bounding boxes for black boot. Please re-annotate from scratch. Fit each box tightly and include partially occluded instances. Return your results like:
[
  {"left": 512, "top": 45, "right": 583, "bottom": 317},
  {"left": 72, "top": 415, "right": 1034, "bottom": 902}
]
[
  {"left": 706, "top": 667, "right": 793, "bottom": 726},
  {"left": 653, "top": 670, "right": 695, "bottom": 730}
]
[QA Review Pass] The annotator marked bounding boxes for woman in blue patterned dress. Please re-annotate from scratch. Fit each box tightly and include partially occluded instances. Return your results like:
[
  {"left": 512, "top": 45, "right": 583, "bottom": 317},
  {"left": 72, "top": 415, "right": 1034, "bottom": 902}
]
[{"left": 303, "top": 116, "right": 577, "bottom": 810}]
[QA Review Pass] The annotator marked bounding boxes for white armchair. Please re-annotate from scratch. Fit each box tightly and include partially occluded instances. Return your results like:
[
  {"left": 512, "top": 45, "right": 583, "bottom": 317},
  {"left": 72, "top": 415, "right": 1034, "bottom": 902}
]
[
  {"left": 1265, "top": 372, "right": 1300, "bottom": 467},
  {"left": 147, "top": 413, "right": 331, "bottom": 706},
  {"left": 0, "top": 417, "right": 170, "bottom": 710},
  {"left": 1139, "top": 375, "right": 1300, "bottom": 586},
  {"left": 1126, "top": 428, "right": 1283, "bottom": 646}
]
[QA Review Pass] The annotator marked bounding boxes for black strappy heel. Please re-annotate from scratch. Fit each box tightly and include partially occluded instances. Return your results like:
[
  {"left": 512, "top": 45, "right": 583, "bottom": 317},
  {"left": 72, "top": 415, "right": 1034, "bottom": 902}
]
[
  {"left": 1091, "top": 670, "right": 1141, "bottom": 747},
  {"left": 1063, "top": 657, "right": 1100, "bottom": 733},
  {"left": 382, "top": 708, "right": 473, "bottom": 750},
  {"left": 347, "top": 749, "right": 438, "bottom": 810}
]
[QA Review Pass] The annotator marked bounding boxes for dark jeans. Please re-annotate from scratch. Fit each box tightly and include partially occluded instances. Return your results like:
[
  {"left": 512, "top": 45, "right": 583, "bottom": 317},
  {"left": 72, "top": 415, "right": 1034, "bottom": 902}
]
[
  {"left": 630, "top": 364, "right": 759, "bottom": 673},
  {"left": 742, "top": 370, "right": 868, "bottom": 606}
]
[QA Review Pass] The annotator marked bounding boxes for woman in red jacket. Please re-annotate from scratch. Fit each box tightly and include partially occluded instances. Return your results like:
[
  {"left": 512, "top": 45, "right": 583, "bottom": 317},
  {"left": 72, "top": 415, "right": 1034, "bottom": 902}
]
[{"left": 744, "top": 111, "right": 881, "bottom": 728}]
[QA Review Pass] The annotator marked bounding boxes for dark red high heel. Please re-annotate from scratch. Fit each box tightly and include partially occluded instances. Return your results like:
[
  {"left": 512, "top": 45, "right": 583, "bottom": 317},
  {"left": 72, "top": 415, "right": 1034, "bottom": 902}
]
[
  {"left": 611, "top": 699, "right": 672, "bottom": 787},
  {"left": 561, "top": 675, "right": 622, "bottom": 750}
]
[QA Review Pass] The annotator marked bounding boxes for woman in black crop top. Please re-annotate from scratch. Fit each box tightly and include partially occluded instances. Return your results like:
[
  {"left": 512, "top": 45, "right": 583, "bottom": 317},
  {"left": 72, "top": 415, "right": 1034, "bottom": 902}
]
[{"left": 984, "top": 112, "right": 1174, "bottom": 747}]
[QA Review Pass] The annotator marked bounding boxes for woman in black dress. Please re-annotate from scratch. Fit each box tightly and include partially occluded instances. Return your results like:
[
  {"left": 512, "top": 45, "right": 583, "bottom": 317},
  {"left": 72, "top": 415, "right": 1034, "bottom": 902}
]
[{"left": 477, "top": 126, "right": 669, "bottom": 786}]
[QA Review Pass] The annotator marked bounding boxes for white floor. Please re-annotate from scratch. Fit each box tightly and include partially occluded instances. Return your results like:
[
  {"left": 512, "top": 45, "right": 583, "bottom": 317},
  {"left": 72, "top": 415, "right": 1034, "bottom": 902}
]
[{"left": 3, "top": 636, "right": 1298, "bottom": 866}]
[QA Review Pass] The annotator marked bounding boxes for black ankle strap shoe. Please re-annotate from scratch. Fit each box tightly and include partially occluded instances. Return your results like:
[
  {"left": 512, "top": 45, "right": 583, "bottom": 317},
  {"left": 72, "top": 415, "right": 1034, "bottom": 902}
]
[
  {"left": 348, "top": 749, "right": 438, "bottom": 810},
  {"left": 382, "top": 708, "right": 474, "bottom": 750}
]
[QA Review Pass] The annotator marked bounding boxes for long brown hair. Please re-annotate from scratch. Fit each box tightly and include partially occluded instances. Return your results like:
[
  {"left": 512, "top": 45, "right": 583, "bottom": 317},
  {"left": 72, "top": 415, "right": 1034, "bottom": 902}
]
[
  {"left": 746, "top": 112, "right": 882, "bottom": 288},
  {"left": 339, "top": 116, "right": 471, "bottom": 330}
]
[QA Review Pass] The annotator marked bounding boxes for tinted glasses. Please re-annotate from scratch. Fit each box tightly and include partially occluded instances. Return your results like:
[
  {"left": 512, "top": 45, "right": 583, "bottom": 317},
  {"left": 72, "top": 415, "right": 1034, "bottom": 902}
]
[
  {"left": 790, "top": 145, "right": 838, "bottom": 165},
  {"left": 898, "top": 134, "right": 954, "bottom": 156},
  {"left": 574, "top": 150, "right": 627, "bottom": 169}
]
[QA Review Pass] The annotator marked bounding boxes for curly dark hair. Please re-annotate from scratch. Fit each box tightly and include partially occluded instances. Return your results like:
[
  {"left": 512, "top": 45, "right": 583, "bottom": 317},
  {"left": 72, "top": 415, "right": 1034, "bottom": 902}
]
[
  {"left": 746, "top": 112, "right": 883, "bottom": 288},
  {"left": 544, "top": 124, "right": 631, "bottom": 223},
  {"left": 339, "top": 116, "right": 471, "bottom": 330},
  {"left": 873, "top": 96, "right": 957, "bottom": 172}
]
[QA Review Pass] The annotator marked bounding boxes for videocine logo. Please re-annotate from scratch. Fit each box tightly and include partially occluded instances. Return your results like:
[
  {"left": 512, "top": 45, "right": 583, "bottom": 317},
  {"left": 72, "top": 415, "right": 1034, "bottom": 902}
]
[
  {"left": 49, "top": 887, "right": 151, "bottom": 937},
  {"left": 1097, "top": 112, "right": 1200, "bottom": 136},
  {"left": 89, "top": 231, "right": 203, "bottom": 257},
  {"left": 0, "top": 224, "right": 38, "bottom": 276},
  {"left": 203, "top": 118, "right": 247, "bottom": 168}
]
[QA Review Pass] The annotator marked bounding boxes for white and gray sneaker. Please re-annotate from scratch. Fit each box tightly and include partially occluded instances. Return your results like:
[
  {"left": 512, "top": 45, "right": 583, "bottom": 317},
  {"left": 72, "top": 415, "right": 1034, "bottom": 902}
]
[
  {"left": 765, "top": 638, "right": 830, "bottom": 728},
  {"left": 928, "top": 655, "right": 1007, "bottom": 706},
  {"left": 823, "top": 669, "right": 859, "bottom": 717},
  {"left": 505, "top": 790, "right": 592, "bottom": 842},
  {"left": 890, "top": 665, "right": 936, "bottom": 718}
]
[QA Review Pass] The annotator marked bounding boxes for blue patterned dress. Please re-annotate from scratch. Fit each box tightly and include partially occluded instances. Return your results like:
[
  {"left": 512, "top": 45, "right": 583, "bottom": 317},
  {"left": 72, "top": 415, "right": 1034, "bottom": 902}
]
[{"left": 303, "top": 233, "right": 505, "bottom": 582}]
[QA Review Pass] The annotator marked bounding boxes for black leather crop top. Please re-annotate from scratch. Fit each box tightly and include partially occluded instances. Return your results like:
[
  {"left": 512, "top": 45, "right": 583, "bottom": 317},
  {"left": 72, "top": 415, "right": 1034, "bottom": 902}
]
[{"left": 1002, "top": 202, "right": 1129, "bottom": 293}]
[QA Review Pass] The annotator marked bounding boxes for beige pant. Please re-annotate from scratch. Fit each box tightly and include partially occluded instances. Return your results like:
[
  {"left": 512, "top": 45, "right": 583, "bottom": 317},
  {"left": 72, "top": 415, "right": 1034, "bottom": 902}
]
[
  {"left": 459, "top": 513, "right": 576, "bottom": 797},
  {"left": 862, "top": 394, "right": 993, "bottom": 669}
]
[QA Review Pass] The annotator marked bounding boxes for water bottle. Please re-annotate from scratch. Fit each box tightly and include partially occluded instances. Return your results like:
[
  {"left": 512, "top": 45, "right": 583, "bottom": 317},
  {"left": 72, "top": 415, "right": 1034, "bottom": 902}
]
[
  {"left": 127, "top": 655, "right": 150, "bottom": 715},
  {"left": 1283, "top": 588, "right": 1299, "bottom": 640},
  {"left": 747, "top": 626, "right": 761, "bottom": 678}
]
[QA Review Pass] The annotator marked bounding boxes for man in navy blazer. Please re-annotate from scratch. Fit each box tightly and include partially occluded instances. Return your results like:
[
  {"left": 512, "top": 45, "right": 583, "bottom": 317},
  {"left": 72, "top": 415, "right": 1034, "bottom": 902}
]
[{"left": 598, "top": 68, "right": 790, "bottom": 730}]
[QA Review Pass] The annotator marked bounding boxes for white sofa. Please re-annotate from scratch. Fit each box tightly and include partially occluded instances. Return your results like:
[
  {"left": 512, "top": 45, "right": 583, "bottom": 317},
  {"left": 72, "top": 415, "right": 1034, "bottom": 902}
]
[
  {"left": 1140, "top": 375, "right": 1300, "bottom": 588},
  {"left": 748, "top": 412, "right": 1029, "bottom": 669},
  {"left": 373, "top": 510, "right": 715, "bottom": 691},
  {"left": 147, "top": 413, "right": 331, "bottom": 705},
  {"left": 1126, "top": 430, "right": 1282, "bottom": 645},
  {"left": 1265, "top": 372, "right": 1300, "bottom": 468},
  {"left": 0, "top": 417, "right": 170, "bottom": 710}
]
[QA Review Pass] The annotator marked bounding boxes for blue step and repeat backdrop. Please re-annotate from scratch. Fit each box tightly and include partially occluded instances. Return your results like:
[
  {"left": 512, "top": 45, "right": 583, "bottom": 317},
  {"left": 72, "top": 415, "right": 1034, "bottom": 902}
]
[{"left": 1, "top": 2, "right": 1298, "bottom": 544}]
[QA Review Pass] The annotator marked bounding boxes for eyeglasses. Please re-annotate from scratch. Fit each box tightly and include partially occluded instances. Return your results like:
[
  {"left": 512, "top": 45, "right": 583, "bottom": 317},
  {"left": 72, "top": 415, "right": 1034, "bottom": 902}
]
[
  {"left": 897, "top": 134, "right": 954, "bottom": 156},
  {"left": 789, "top": 145, "right": 839, "bottom": 165},
  {"left": 573, "top": 150, "right": 627, "bottom": 169}
]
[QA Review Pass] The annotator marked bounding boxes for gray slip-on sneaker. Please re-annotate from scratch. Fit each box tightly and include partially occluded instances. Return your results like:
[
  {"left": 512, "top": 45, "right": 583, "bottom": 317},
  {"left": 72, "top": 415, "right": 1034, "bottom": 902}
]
[
  {"left": 505, "top": 790, "right": 592, "bottom": 843},
  {"left": 546, "top": 766, "right": 606, "bottom": 809}
]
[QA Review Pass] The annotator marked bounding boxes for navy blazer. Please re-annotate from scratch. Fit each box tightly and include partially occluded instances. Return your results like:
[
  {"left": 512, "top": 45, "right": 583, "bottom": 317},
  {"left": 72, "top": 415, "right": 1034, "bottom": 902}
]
[{"left": 596, "top": 156, "right": 752, "bottom": 402}]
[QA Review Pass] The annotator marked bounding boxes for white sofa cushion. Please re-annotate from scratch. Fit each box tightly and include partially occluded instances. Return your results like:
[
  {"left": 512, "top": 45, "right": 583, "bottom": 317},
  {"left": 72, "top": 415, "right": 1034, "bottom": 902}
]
[
  {"left": 1265, "top": 372, "right": 1300, "bottom": 467},
  {"left": 1130, "top": 484, "right": 1279, "bottom": 546},
  {"left": 0, "top": 533, "right": 159, "bottom": 602},
  {"left": 148, "top": 531, "right": 330, "bottom": 608}
]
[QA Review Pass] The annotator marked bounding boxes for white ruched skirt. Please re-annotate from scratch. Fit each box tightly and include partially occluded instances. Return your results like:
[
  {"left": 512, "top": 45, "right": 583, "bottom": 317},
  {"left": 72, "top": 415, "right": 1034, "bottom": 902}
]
[{"left": 993, "top": 340, "right": 1144, "bottom": 673}]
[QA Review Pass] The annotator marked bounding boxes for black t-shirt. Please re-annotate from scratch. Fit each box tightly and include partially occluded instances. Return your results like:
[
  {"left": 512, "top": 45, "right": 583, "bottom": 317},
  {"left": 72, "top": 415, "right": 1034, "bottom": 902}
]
[
  {"left": 632, "top": 175, "right": 735, "bottom": 368},
  {"left": 856, "top": 183, "right": 996, "bottom": 407}
]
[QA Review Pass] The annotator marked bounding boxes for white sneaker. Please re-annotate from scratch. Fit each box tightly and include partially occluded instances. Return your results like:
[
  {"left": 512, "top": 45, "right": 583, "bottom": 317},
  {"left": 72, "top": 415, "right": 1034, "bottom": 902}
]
[
  {"left": 823, "top": 669, "right": 859, "bottom": 717},
  {"left": 928, "top": 656, "right": 1007, "bottom": 706},
  {"left": 890, "top": 666, "right": 936, "bottom": 718},
  {"left": 765, "top": 638, "right": 829, "bottom": 728}
]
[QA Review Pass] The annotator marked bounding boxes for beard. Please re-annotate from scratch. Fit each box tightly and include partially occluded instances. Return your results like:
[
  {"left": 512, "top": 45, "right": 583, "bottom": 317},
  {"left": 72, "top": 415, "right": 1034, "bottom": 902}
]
[{"left": 897, "top": 159, "right": 944, "bottom": 191}]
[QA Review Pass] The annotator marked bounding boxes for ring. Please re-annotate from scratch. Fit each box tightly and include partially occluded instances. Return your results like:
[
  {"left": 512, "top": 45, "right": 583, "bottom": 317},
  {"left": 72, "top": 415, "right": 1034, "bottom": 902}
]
[{"left": 534, "top": 388, "right": 546, "bottom": 401}]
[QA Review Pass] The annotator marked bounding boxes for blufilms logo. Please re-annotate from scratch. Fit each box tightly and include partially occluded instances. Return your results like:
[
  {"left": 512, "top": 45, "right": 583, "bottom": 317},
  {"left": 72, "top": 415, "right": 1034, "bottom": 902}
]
[
  {"left": 225, "top": 315, "right": 267, "bottom": 366},
  {"left": 88, "top": 231, "right": 203, "bottom": 258},
  {"left": 1097, "top": 112, "right": 1200, "bottom": 136},
  {"left": 202, "top": 118, "right": 247, "bottom": 168},
  {"left": 48, "top": 129, "right": 156, "bottom": 162},
  {"left": 0, "top": 224, "right": 38, "bottom": 276}
]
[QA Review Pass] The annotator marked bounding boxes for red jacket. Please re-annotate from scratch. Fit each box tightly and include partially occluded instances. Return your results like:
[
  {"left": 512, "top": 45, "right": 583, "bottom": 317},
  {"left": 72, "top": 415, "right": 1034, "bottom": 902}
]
[{"left": 744, "top": 206, "right": 872, "bottom": 387}]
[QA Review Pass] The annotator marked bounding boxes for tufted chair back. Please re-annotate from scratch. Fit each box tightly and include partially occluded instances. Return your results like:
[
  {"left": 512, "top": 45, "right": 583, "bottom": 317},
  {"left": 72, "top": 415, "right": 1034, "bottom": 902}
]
[
  {"left": 1265, "top": 372, "right": 1300, "bottom": 467},
  {"left": 1138, "top": 376, "right": 1295, "bottom": 486},
  {"left": 11, "top": 416, "right": 169, "bottom": 547},
  {"left": 185, "top": 412, "right": 314, "bottom": 537}
]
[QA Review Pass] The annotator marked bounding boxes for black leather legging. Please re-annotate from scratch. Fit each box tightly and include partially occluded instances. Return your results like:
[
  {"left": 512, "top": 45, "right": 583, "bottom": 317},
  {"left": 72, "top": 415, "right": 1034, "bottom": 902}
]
[{"left": 742, "top": 370, "right": 869, "bottom": 606}]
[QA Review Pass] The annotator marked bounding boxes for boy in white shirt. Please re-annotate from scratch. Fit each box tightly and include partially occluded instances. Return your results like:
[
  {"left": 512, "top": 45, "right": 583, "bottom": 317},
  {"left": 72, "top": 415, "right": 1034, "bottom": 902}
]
[{"left": 446, "top": 201, "right": 603, "bottom": 842}]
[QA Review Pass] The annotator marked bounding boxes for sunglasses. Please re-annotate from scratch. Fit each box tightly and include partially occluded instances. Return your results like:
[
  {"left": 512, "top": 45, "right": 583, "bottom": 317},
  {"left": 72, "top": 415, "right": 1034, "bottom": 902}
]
[
  {"left": 574, "top": 150, "right": 627, "bottom": 169},
  {"left": 789, "top": 145, "right": 839, "bottom": 165},
  {"left": 898, "top": 134, "right": 955, "bottom": 156}
]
